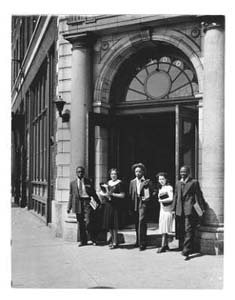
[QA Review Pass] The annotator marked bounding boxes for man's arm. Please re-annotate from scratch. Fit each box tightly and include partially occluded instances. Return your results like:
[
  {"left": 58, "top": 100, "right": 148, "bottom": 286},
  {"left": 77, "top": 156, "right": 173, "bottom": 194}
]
[
  {"left": 195, "top": 180, "right": 205, "bottom": 212},
  {"left": 88, "top": 179, "right": 101, "bottom": 205},
  {"left": 172, "top": 183, "right": 178, "bottom": 213}
]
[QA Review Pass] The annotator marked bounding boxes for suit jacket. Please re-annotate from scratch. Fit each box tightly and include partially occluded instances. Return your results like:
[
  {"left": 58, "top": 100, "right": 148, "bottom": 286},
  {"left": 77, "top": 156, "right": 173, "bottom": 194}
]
[
  {"left": 172, "top": 177, "right": 204, "bottom": 216},
  {"left": 129, "top": 178, "right": 152, "bottom": 211},
  {"left": 67, "top": 177, "right": 100, "bottom": 214}
]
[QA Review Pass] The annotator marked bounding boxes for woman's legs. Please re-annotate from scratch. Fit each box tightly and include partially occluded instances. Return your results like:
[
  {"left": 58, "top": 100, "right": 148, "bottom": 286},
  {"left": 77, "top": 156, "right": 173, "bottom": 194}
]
[
  {"left": 113, "top": 229, "right": 118, "bottom": 246},
  {"left": 109, "top": 229, "right": 118, "bottom": 249},
  {"left": 162, "top": 233, "right": 169, "bottom": 247},
  {"left": 157, "top": 233, "right": 169, "bottom": 253},
  {"left": 108, "top": 230, "right": 113, "bottom": 246}
]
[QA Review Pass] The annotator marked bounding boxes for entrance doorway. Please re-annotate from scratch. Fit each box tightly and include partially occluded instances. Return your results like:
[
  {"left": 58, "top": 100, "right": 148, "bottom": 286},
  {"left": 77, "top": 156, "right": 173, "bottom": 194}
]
[
  {"left": 107, "top": 104, "right": 198, "bottom": 222},
  {"left": 114, "top": 112, "right": 175, "bottom": 185}
]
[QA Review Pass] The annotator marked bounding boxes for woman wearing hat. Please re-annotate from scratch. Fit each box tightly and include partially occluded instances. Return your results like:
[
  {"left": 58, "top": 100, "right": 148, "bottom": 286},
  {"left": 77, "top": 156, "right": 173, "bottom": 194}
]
[{"left": 129, "top": 163, "right": 152, "bottom": 251}]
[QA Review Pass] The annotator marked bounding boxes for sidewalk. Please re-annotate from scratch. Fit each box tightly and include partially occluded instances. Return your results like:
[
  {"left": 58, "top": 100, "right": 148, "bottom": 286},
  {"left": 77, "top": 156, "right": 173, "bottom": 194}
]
[{"left": 11, "top": 206, "right": 223, "bottom": 289}]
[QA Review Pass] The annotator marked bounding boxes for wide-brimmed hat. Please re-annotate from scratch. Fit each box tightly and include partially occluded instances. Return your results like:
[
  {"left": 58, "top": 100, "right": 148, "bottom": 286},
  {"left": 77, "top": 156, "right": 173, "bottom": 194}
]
[{"left": 131, "top": 163, "right": 146, "bottom": 174}]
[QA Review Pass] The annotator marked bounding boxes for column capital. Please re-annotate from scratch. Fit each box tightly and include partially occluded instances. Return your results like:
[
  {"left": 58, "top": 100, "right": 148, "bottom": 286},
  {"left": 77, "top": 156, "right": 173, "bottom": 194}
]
[
  {"left": 200, "top": 15, "right": 225, "bottom": 33},
  {"left": 63, "top": 32, "right": 96, "bottom": 49}
]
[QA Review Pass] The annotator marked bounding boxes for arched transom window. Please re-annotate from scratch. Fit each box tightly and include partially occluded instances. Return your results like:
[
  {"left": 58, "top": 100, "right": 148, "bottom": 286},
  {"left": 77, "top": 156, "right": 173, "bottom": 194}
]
[{"left": 125, "top": 56, "right": 198, "bottom": 102}]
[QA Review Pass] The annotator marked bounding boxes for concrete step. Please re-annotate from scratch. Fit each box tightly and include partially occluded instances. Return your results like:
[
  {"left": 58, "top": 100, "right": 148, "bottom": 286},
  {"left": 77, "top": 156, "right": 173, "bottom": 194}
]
[
  {"left": 63, "top": 217, "right": 176, "bottom": 247},
  {"left": 98, "top": 223, "right": 176, "bottom": 247}
]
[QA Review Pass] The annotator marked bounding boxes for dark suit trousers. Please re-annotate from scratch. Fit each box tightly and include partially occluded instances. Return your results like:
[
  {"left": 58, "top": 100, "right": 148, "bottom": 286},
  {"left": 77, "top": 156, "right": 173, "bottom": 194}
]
[
  {"left": 76, "top": 199, "right": 97, "bottom": 243},
  {"left": 177, "top": 214, "right": 197, "bottom": 254},
  {"left": 133, "top": 201, "right": 147, "bottom": 246}
]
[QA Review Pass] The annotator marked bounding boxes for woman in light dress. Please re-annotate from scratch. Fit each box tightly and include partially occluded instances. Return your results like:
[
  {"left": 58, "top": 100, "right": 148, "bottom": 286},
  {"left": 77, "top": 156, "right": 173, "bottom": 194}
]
[
  {"left": 156, "top": 172, "right": 174, "bottom": 253},
  {"left": 99, "top": 168, "right": 125, "bottom": 249}
]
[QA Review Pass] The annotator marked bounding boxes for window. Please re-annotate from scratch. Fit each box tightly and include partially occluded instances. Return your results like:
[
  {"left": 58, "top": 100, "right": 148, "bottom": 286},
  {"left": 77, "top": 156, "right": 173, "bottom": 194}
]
[
  {"left": 110, "top": 46, "right": 199, "bottom": 105},
  {"left": 126, "top": 56, "right": 198, "bottom": 102},
  {"left": 31, "top": 61, "right": 48, "bottom": 217}
]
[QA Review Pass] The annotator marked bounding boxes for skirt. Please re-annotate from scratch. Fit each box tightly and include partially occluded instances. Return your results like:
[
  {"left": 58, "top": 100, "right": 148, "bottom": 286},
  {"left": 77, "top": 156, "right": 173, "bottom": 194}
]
[
  {"left": 159, "top": 208, "right": 173, "bottom": 234},
  {"left": 102, "top": 201, "right": 119, "bottom": 231}
]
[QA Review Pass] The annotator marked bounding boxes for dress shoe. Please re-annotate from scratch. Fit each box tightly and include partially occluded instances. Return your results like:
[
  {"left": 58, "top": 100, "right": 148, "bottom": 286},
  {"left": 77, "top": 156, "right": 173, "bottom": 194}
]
[
  {"left": 110, "top": 244, "right": 118, "bottom": 249},
  {"left": 181, "top": 250, "right": 191, "bottom": 257},
  {"left": 139, "top": 245, "right": 146, "bottom": 251},
  {"left": 78, "top": 242, "right": 87, "bottom": 247},
  {"left": 92, "top": 242, "right": 97, "bottom": 246}
]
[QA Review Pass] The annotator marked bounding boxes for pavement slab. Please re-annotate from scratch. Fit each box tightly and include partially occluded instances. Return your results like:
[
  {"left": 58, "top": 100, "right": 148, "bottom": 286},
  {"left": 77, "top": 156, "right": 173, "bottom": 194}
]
[{"left": 11, "top": 207, "right": 223, "bottom": 289}]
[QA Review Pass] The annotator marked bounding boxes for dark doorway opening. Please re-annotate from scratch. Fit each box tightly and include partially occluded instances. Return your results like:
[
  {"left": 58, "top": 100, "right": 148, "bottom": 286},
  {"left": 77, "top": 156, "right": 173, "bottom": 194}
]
[{"left": 110, "top": 112, "right": 175, "bottom": 222}]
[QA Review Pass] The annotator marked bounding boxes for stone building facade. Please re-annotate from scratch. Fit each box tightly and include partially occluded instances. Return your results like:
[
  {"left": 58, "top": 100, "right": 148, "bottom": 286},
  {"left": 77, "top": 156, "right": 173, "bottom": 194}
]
[{"left": 11, "top": 14, "right": 224, "bottom": 254}]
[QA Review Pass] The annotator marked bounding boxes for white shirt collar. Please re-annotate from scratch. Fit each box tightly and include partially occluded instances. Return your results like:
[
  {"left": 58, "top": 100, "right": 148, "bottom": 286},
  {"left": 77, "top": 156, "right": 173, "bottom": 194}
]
[
  {"left": 108, "top": 179, "right": 121, "bottom": 186},
  {"left": 136, "top": 176, "right": 145, "bottom": 182},
  {"left": 180, "top": 176, "right": 189, "bottom": 183}
]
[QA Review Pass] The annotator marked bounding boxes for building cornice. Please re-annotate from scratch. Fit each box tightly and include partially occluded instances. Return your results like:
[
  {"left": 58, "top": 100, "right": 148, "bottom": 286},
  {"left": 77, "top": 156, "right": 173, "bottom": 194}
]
[{"left": 64, "top": 14, "right": 200, "bottom": 37}]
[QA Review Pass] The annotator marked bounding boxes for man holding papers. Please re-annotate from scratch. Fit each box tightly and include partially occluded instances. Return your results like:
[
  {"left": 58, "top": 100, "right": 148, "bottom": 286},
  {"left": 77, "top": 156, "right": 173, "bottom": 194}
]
[
  {"left": 129, "top": 163, "right": 152, "bottom": 251},
  {"left": 67, "top": 166, "right": 100, "bottom": 247},
  {"left": 172, "top": 165, "right": 205, "bottom": 260}
]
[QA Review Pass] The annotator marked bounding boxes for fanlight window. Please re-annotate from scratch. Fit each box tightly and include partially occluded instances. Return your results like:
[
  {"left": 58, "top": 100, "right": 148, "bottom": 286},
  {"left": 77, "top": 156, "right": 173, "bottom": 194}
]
[{"left": 125, "top": 56, "right": 198, "bottom": 102}]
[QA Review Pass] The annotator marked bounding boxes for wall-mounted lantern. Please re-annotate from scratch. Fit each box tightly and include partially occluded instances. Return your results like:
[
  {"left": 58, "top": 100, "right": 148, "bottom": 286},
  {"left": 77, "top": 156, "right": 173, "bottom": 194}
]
[{"left": 54, "top": 95, "right": 70, "bottom": 123}]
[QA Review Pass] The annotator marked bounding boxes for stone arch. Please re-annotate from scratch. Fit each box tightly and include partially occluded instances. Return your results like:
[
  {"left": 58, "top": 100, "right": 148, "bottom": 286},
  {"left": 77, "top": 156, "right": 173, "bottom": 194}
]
[{"left": 94, "top": 28, "right": 203, "bottom": 106}]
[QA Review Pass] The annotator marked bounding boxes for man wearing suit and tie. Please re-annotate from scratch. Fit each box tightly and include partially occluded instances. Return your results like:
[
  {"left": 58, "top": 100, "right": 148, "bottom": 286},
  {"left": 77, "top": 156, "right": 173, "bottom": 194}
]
[
  {"left": 172, "top": 165, "right": 205, "bottom": 259},
  {"left": 129, "top": 163, "right": 152, "bottom": 251},
  {"left": 67, "top": 166, "right": 101, "bottom": 247}
]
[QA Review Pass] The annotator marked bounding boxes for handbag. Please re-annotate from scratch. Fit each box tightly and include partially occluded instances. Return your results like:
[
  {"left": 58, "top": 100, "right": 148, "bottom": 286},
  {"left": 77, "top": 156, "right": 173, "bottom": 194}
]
[
  {"left": 159, "top": 192, "right": 172, "bottom": 206},
  {"left": 159, "top": 192, "right": 169, "bottom": 200}
]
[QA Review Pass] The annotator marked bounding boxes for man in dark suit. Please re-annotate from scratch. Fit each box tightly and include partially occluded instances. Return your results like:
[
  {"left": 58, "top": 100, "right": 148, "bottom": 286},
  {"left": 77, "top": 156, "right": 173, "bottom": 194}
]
[
  {"left": 129, "top": 163, "right": 152, "bottom": 251},
  {"left": 172, "top": 165, "right": 205, "bottom": 259},
  {"left": 67, "top": 166, "right": 101, "bottom": 247}
]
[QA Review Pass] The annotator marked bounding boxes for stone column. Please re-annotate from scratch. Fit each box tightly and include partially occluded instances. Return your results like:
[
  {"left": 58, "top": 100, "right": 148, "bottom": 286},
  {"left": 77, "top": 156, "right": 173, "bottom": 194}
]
[
  {"left": 94, "top": 126, "right": 109, "bottom": 191},
  {"left": 197, "top": 17, "right": 225, "bottom": 254},
  {"left": 67, "top": 33, "right": 94, "bottom": 180},
  {"left": 63, "top": 32, "right": 94, "bottom": 242}
]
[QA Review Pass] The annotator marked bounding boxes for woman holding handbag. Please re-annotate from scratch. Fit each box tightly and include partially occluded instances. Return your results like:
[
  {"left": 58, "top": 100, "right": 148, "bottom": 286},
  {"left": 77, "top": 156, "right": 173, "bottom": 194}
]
[
  {"left": 156, "top": 172, "right": 174, "bottom": 253},
  {"left": 99, "top": 168, "right": 125, "bottom": 249}
]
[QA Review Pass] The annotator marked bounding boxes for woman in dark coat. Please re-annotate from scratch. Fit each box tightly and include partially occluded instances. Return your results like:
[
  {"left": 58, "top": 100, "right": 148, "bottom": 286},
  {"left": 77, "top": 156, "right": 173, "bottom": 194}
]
[{"left": 99, "top": 168, "right": 125, "bottom": 249}]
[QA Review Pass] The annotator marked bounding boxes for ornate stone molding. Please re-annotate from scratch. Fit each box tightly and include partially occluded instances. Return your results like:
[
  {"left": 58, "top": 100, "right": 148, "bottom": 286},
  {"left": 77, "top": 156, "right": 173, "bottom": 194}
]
[
  {"left": 201, "top": 16, "right": 225, "bottom": 33},
  {"left": 63, "top": 32, "right": 96, "bottom": 49}
]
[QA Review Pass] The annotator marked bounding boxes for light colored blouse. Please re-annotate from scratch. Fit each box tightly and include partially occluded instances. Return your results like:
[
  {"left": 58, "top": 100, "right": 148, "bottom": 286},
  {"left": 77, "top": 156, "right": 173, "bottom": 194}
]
[{"left": 158, "top": 185, "right": 173, "bottom": 203}]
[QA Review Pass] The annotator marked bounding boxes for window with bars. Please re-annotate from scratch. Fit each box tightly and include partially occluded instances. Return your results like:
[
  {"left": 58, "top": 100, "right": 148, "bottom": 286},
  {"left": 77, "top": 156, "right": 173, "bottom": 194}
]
[{"left": 31, "top": 61, "right": 48, "bottom": 217}]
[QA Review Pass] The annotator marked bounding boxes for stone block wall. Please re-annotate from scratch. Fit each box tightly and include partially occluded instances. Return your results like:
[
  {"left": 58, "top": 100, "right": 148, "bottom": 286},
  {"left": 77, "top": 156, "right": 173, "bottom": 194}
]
[{"left": 51, "top": 16, "right": 73, "bottom": 238}]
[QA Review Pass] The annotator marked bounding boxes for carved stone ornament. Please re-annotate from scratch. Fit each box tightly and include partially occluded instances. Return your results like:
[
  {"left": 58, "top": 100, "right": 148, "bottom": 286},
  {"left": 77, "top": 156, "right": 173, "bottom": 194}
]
[{"left": 191, "top": 27, "right": 200, "bottom": 38}]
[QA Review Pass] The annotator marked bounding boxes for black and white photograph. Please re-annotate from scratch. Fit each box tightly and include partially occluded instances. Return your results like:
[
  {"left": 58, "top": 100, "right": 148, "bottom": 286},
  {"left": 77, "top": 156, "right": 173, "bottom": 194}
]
[{"left": 2, "top": 1, "right": 234, "bottom": 293}]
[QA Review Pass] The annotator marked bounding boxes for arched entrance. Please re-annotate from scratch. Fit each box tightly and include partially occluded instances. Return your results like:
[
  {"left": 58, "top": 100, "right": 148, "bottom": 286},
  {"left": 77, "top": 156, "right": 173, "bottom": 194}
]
[{"left": 92, "top": 39, "right": 200, "bottom": 223}]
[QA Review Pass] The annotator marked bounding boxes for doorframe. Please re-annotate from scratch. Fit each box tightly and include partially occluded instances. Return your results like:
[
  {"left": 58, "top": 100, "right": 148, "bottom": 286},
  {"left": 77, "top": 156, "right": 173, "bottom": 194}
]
[
  {"left": 175, "top": 104, "right": 199, "bottom": 183},
  {"left": 91, "top": 99, "right": 199, "bottom": 186}
]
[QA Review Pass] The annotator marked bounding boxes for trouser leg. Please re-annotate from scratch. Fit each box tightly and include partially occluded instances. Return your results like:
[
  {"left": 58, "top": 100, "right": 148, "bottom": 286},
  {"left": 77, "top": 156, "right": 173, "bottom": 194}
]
[
  {"left": 139, "top": 204, "right": 147, "bottom": 246},
  {"left": 84, "top": 202, "right": 96, "bottom": 242},
  {"left": 76, "top": 213, "right": 87, "bottom": 243},
  {"left": 183, "top": 215, "right": 196, "bottom": 254},
  {"left": 134, "top": 211, "right": 139, "bottom": 245},
  {"left": 176, "top": 215, "right": 185, "bottom": 250}
]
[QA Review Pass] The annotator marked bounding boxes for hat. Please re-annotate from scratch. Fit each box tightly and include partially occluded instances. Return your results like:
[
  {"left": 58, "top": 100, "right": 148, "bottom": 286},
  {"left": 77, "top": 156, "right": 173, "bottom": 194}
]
[{"left": 131, "top": 163, "right": 146, "bottom": 174}]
